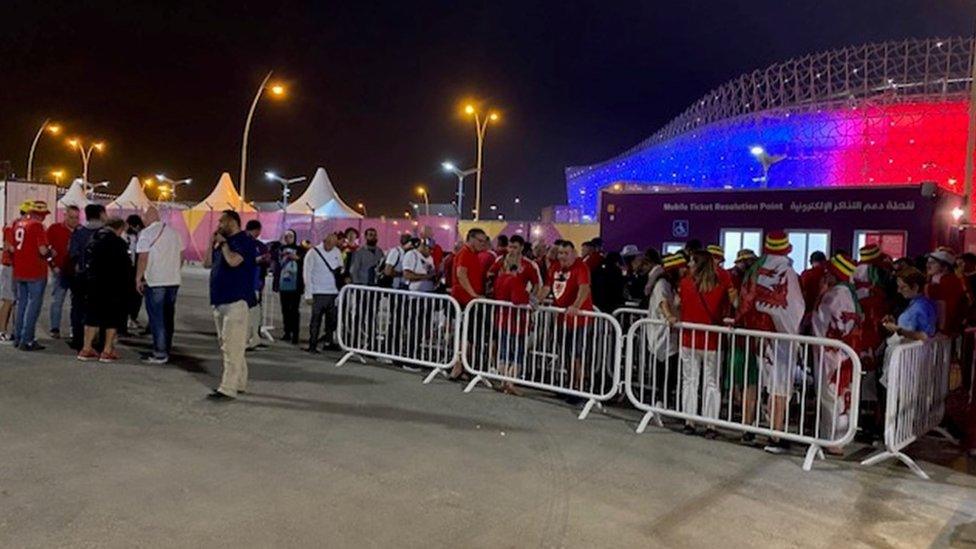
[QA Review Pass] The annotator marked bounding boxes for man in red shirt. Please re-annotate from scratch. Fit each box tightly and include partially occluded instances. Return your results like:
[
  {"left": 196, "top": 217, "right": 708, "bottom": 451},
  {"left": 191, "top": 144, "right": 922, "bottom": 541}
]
[
  {"left": 46, "top": 204, "right": 80, "bottom": 338},
  {"left": 581, "top": 238, "right": 605, "bottom": 273},
  {"left": 449, "top": 228, "right": 490, "bottom": 379},
  {"left": 0, "top": 202, "right": 33, "bottom": 343},
  {"left": 799, "top": 251, "right": 828, "bottom": 332},
  {"left": 537, "top": 241, "right": 593, "bottom": 403},
  {"left": 490, "top": 235, "right": 541, "bottom": 395},
  {"left": 8, "top": 200, "right": 55, "bottom": 350}
]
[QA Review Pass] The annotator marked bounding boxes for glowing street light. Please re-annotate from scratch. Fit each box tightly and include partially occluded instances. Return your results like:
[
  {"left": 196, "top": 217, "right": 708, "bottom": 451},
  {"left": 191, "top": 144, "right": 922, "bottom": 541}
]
[
  {"left": 441, "top": 160, "right": 477, "bottom": 218},
  {"left": 240, "top": 70, "right": 287, "bottom": 208},
  {"left": 27, "top": 119, "right": 61, "bottom": 181},
  {"left": 67, "top": 138, "right": 105, "bottom": 185},
  {"left": 155, "top": 173, "right": 192, "bottom": 201},
  {"left": 749, "top": 145, "right": 786, "bottom": 188},
  {"left": 416, "top": 185, "right": 429, "bottom": 216},
  {"left": 356, "top": 202, "right": 367, "bottom": 216},
  {"left": 460, "top": 101, "right": 501, "bottom": 220},
  {"left": 142, "top": 178, "right": 155, "bottom": 190},
  {"left": 50, "top": 170, "right": 64, "bottom": 185},
  {"left": 265, "top": 170, "right": 306, "bottom": 210}
]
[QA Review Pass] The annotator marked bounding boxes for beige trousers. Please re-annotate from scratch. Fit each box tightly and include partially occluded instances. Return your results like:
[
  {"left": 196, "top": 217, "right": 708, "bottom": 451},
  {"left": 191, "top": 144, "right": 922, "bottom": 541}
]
[{"left": 213, "top": 300, "right": 249, "bottom": 397}]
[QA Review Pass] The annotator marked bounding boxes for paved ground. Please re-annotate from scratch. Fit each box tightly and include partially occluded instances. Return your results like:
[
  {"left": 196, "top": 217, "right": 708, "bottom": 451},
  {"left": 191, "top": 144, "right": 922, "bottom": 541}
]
[{"left": 2, "top": 268, "right": 976, "bottom": 548}]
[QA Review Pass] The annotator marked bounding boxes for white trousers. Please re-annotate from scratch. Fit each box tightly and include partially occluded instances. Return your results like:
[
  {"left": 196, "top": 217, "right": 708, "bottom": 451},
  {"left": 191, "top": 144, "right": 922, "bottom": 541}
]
[
  {"left": 214, "top": 300, "right": 249, "bottom": 397},
  {"left": 680, "top": 347, "right": 720, "bottom": 419}
]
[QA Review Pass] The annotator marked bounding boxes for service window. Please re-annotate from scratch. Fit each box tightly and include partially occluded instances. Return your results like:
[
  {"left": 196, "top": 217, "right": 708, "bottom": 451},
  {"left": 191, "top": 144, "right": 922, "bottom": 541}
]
[
  {"left": 854, "top": 230, "right": 907, "bottom": 259},
  {"left": 786, "top": 230, "right": 830, "bottom": 270},
  {"left": 663, "top": 242, "right": 684, "bottom": 255},
  {"left": 720, "top": 229, "right": 762, "bottom": 265}
]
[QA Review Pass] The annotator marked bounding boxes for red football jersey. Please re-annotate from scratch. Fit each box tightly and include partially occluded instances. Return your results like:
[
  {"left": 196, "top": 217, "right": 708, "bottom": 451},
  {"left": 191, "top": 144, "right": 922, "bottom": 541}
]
[{"left": 10, "top": 218, "right": 49, "bottom": 280}]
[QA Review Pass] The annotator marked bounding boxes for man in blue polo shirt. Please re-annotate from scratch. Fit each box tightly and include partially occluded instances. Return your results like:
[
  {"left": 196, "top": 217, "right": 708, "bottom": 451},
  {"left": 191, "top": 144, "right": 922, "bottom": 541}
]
[{"left": 203, "top": 210, "right": 257, "bottom": 401}]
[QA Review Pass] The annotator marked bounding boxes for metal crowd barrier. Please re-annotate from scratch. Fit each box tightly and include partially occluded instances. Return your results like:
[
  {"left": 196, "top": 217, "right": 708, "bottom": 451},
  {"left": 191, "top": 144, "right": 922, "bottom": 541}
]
[
  {"left": 335, "top": 284, "right": 462, "bottom": 384},
  {"left": 260, "top": 273, "right": 277, "bottom": 341},
  {"left": 613, "top": 307, "right": 649, "bottom": 334},
  {"left": 461, "top": 298, "right": 623, "bottom": 419},
  {"left": 625, "top": 318, "right": 862, "bottom": 471},
  {"left": 860, "top": 336, "right": 954, "bottom": 479}
]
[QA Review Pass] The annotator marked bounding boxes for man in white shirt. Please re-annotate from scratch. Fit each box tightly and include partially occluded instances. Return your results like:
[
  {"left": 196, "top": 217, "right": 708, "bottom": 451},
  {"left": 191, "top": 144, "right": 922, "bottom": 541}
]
[
  {"left": 303, "top": 232, "right": 344, "bottom": 353},
  {"left": 403, "top": 238, "right": 436, "bottom": 293},
  {"left": 135, "top": 206, "right": 185, "bottom": 364},
  {"left": 383, "top": 233, "right": 413, "bottom": 289}
]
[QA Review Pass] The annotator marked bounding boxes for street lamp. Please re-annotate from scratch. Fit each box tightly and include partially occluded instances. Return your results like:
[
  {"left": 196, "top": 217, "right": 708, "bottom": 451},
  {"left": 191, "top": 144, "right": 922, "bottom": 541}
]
[
  {"left": 441, "top": 161, "right": 477, "bottom": 219},
  {"left": 142, "top": 178, "right": 155, "bottom": 190},
  {"left": 749, "top": 145, "right": 786, "bottom": 188},
  {"left": 514, "top": 196, "right": 521, "bottom": 219},
  {"left": 27, "top": 119, "right": 61, "bottom": 181},
  {"left": 416, "top": 185, "right": 429, "bottom": 216},
  {"left": 50, "top": 170, "right": 64, "bottom": 186},
  {"left": 265, "top": 171, "right": 306, "bottom": 210},
  {"left": 460, "top": 102, "right": 500, "bottom": 220},
  {"left": 156, "top": 173, "right": 191, "bottom": 201},
  {"left": 356, "top": 202, "right": 367, "bottom": 216},
  {"left": 67, "top": 138, "right": 104, "bottom": 184},
  {"left": 240, "top": 70, "right": 287, "bottom": 208}
]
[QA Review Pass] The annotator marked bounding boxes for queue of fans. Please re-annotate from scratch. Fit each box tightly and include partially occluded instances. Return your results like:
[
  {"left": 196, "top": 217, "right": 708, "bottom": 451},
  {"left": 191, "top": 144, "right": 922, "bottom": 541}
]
[{"left": 4, "top": 203, "right": 976, "bottom": 456}]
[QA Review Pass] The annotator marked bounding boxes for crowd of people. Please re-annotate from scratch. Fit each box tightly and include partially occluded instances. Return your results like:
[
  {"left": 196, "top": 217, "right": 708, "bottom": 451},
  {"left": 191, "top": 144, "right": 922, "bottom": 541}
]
[{"left": 3, "top": 202, "right": 976, "bottom": 457}]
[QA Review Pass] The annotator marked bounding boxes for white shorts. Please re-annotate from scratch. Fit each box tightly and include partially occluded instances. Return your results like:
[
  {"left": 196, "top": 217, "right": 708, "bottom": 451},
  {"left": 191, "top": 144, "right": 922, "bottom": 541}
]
[
  {"left": 762, "top": 339, "right": 797, "bottom": 397},
  {"left": 0, "top": 265, "right": 14, "bottom": 302}
]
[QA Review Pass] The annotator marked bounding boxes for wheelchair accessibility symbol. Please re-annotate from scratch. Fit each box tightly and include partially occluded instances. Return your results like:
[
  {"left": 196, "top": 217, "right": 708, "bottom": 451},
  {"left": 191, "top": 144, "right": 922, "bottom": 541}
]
[{"left": 672, "top": 220, "right": 689, "bottom": 238}]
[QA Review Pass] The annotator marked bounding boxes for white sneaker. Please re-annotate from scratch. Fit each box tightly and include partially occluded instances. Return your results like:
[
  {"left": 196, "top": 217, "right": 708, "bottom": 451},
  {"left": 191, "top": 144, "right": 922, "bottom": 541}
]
[{"left": 0, "top": 333, "right": 13, "bottom": 345}]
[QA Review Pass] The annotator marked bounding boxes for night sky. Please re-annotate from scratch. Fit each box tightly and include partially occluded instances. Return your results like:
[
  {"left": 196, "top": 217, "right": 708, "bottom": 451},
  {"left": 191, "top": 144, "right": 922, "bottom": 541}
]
[{"left": 1, "top": 1, "right": 973, "bottom": 218}]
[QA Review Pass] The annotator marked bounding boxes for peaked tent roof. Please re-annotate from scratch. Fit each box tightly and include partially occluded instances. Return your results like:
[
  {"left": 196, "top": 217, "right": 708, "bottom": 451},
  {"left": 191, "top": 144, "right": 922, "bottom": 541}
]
[
  {"left": 191, "top": 172, "right": 255, "bottom": 212},
  {"left": 288, "top": 167, "right": 361, "bottom": 218},
  {"left": 58, "top": 180, "right": 90, "bottom": 209},
  {"left": 107, "top": 176, "right": 153, "bottom": 210}
]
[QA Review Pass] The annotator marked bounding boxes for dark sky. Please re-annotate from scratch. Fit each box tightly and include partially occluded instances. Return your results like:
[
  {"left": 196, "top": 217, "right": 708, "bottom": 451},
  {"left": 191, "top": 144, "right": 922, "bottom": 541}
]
[{"left": 1, "top": 1, "right": 973, "bottom": 218}]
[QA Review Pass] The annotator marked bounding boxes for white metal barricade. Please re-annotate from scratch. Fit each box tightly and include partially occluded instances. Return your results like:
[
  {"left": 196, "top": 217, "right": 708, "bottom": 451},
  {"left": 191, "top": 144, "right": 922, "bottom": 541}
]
[
  {"left": 335, "top": 284, "right": 462, "bottom": 383},
  {"left": 461, "top": 299, "right": 623, "bottom": 420},
  {"left": 260, "top": 273, "right": 277, "bottom": 341},
  {"left": 625, "top": 318, "right": 862, "bottom": 471},
  {"left": 613, "top": 307, "right": 649, "bottom": 333},
  {"left": 861, "top": 336, "right": 954, "bottom": 479}
]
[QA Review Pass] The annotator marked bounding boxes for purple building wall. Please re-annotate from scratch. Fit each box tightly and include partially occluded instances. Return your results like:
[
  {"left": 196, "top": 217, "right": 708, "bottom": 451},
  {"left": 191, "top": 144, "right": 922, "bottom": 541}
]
[{"left": 599, "top": 184, "right": 962, "bottom": 259}]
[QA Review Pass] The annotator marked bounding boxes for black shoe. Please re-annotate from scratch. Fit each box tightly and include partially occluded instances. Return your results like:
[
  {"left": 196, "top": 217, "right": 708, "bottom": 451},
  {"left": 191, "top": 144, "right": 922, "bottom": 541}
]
[
  {"left": 206, "top": 390, "right": 235, "bottom": 402},
  {"left": 763, "top": 439, "right": 792, "bottom": 454},
  {"left": 19, "top": 342, "right": 45, "bottom": 352},
  {"left": 703, "top": 429, "right": 719, "bottom": 440},
  {"left": 682, "top": 424, "right": 697, "bottom": 436},
  {"left": 564, "top": 395, "right": 585, "bottom": 407},
  {"left": 305, "top": 347, "right": 320, "bottom": 354},
  {"left": 741, "top": 432, "right": 757, "bottom": 445}
]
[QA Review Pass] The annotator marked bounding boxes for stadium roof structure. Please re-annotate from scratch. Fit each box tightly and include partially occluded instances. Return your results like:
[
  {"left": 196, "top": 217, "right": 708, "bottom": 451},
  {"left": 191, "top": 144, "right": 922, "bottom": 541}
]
[{"left": 566, "top": 37, "right": 976, "bottom": 217}]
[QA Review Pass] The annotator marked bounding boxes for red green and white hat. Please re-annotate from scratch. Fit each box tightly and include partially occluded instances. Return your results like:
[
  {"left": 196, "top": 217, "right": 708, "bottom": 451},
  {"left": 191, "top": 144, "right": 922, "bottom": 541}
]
[
  {"left": 706, "top": 244, "right": 725, "bottom": 263},
  {"left": 662, "top": 253, "right": 687, "bottom": 272},
  {"left": 763, "top": 231, "right": 791, "bottom": 256},
  {"left": 858, "top": 244, "right": 882, "bottom": 264}
]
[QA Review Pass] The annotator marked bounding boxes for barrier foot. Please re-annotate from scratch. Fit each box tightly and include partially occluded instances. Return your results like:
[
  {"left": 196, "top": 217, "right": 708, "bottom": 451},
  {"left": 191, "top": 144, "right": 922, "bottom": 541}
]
[
  {"left": 335, "top": 352, "right": 354, "bottom": 368},
  {"left": 578, "top": 398, "right": 598, "bottom": 420},
  {"left": 463, "top": 375, "right": 485, "bottom": 393},
  {"left": 636, "top": 411, "right": 655, "bottom": 434},
  {"left": 801, "top": 444, "right": 825, "bottom": 472},
  {"left": 931, "top": 427, "right": 960, "bottom": 446},
  {"left": 422, "top": 368, "right": 446, "bottom": 385},
  {"left": 260, "top": 326, "right": 275, "bottom": 342},
  {"left": 860, "top": 449, "right": 929, "bottom": 479}
]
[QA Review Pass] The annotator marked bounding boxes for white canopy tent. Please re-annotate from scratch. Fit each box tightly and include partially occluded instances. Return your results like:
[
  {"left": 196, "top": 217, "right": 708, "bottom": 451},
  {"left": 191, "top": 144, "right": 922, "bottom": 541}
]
[
  {"left": 107, "top": 176, "right": 153, "bottom": 210},
  {"left": 191, "top": 172, "right": 255, "bottom": 212},
  {"left": 57, "top": 179, "right": 90, "bottom": 209},
  {"left": 287, "top": 167, "right": 361, "bottom": 218}
]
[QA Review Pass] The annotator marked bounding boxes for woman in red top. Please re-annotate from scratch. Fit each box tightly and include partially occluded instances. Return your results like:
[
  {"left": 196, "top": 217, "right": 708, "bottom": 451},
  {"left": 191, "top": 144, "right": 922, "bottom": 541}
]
[
  {"left": 925, "top": 249, "right": 965, "bottom": 336},
  {"left": 677, "top": 250, "right": 731, "bottom": 437}
]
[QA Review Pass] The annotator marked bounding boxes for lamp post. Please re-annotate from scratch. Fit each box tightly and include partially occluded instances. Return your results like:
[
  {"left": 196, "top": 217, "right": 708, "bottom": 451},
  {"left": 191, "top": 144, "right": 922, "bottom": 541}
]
[
  {"left": 156, "top": 174, "right": 192, "bottom": 202},
  {"left": 514, "top": 196, "right": 521, "bottom": 220},
  {"left": 461, "top": 104, "right": 500, "bottom": 221},
  {"left": 356, "top": 202, "right": 367, "bottom": 217},
  {"left": 27, "top": 119, "right": 61, "bottom": 181},
  {"left": 67, "top": 138, "right": 104, "bottom": 184},
  {"left": 50, "top": 170, "right": 64, "bottom": 186},
  {"left": 416, "top": 185, "right": 429, "bottom": 216},
  {"left": 142, "top": 178, "right": 155, "bottom": 191},
  {"left": 240, "top": 70, "right": 286, "bottom": 208},
  {"left": 749, "top": 146, "right": 786, "bottom": 188},
  {"left": 441, "top": 161, "right": 477, "bottom": 219},
  {"left": 265, "top": 171, "right": 306, "bottom": 210},
  {"left": 87, "top": 181, "right": 110, "bottom": 200}
]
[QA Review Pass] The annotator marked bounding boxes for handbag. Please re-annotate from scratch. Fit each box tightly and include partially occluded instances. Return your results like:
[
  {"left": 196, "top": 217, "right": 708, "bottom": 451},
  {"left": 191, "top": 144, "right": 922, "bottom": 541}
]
[{"left": 313, "top": 247, "right": 346, "bottom": 290}]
